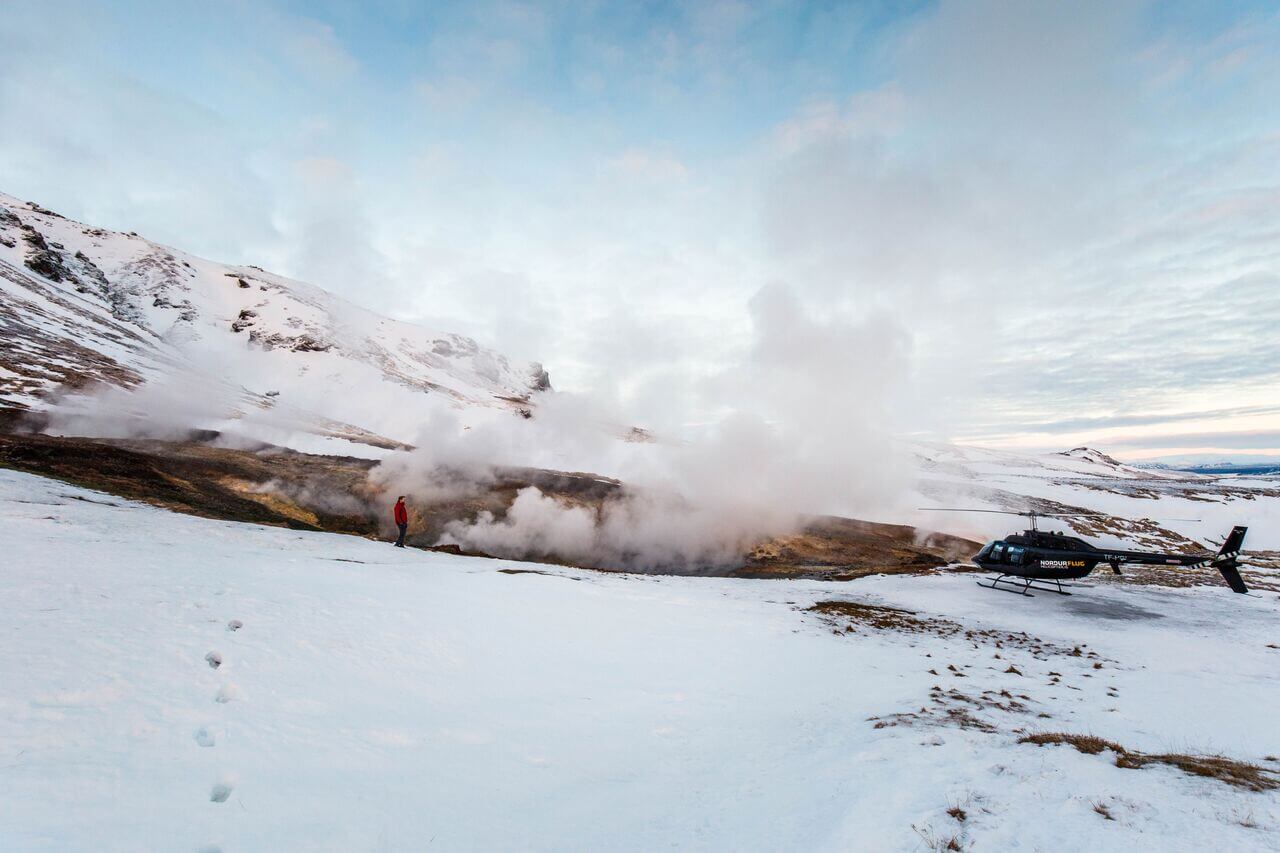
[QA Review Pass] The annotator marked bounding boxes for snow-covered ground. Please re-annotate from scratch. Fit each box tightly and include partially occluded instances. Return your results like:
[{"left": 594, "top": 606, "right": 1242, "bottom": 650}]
[
  {"left": 2, "top": 468, "right": 1277, "bottom": 852},
  {"left": 909, "top": 443, "right": 1280, "bottom": 555}
]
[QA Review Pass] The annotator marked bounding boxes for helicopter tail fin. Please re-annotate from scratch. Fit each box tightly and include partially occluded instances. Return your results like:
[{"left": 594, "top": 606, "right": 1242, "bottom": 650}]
[{"left": 1212, "top": 526, "right": 1248, "bottom": 593}]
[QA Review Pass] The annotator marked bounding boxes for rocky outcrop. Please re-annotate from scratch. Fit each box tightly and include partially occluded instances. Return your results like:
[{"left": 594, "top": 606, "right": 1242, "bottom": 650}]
[
  {"left": 2, "top": 190, "right": 554, "bottom": 423},
  {"left": 21, "top": 226, "right": 74, "bottom": 283},
  {"left": 529, "top": 362, "right": 552, "bottom": 392},
  {"left": 247, "top": 329, "right": 333, "bottom": 352},
  {"left": 231, "top": 309, "right": 258, "bottom": 333}
]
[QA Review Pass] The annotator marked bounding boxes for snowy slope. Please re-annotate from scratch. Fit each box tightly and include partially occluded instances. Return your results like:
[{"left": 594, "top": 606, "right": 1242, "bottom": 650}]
[
  {"left": 909, "top": 442, "right": 1280, "bottom": 556},
  {"left": 0, "top": 193, "right": 549, "bottom": 448},
  {"left": 2, "top": 468, "right": 1277, "bottom": 851}
]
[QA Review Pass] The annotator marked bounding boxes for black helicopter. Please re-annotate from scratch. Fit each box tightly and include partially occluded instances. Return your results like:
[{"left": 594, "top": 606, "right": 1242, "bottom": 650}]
[{"left": 923, "top": 508, "right": 1249, "bottom": 597}]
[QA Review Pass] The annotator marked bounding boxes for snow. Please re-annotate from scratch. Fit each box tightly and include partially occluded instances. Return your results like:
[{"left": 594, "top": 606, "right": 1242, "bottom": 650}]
[
  {"left": 0, "top": 192, "right": 546, "bottom": 447},
  {"left": 2, "top": 468, "right": 1277, "bottom": 851},
  {"left": 908, "top": 440, "right": 1280, "bottom": 552}
]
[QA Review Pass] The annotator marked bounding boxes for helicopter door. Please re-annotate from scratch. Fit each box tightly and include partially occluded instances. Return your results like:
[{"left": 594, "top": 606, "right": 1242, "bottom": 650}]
[
  {"left": 1006, "top": 545, "right": 1026, "bottom": 565},
  {"left": 990, "top": 543, "right": 1006, "bottom": 563}
]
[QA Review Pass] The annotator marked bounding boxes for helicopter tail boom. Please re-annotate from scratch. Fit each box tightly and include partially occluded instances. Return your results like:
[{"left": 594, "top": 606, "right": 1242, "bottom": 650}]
[{"left": 1211, "top": 526, "right": 1248, "bottom": 594}]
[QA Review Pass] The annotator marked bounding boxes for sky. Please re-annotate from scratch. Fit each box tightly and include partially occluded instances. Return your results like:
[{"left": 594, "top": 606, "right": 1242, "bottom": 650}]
[{"left": 2, "top": 0, "right": 1278, "bottom": 461}]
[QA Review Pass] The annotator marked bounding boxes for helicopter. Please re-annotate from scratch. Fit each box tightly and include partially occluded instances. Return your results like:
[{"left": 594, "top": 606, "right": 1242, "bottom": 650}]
[{"left": 921, "top": 508, "right": 1249, "bottom": 597}]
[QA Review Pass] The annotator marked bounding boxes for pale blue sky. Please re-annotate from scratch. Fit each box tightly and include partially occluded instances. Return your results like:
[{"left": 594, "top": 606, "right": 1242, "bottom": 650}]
[{"left": 2, "top": 1, "right": 1278, "bottom": 458}]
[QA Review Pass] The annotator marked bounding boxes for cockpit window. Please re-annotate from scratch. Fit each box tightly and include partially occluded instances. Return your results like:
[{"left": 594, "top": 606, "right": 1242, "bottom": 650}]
[{"left": 991, "top": 543, "right": 1005, "bottom": 561}]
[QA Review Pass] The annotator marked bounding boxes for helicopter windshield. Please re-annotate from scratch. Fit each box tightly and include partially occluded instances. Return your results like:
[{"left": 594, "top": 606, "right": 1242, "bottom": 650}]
[{"left": 977, "top": 541, "right": 1026, "bottom": 566}]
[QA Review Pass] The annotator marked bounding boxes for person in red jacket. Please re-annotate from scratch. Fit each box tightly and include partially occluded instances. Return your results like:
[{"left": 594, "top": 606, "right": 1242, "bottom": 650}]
[{"left": 393, "top": 496, "right": 408, "bottom": 548}]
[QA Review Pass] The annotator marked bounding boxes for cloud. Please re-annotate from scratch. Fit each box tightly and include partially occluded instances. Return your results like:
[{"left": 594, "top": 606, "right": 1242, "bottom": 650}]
[
  {"left": 4, "top": 0, "right": 1279, "bottom": 458},
  {"left": 1105, "top": 429, "right": 1280, "bottom": 451},
  {"left": 760, "top": 1, "right": 1280, "bottom": 449},
  {"left": 283, "top": 19, "right": 359, "bottom": 80}
]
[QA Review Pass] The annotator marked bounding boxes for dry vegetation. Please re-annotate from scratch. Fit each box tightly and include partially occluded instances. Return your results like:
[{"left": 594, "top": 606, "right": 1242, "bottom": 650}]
[
  {"left": 1019, "top": 732, "right": 1279, "bottom": 792},
  {"left": 806, "top": 599, "right": 1096, "bottom": 661},
  {"left": 912, "top": 824, "right": 964, "bottom": 852},
  {"left": 738, "top": 516, "right": 979, "bottom": 580}
]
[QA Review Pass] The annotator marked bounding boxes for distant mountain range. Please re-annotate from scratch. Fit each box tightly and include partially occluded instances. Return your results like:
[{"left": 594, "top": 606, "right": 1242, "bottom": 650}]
[
  {"left": 1135, "top": 456, "right": 1280, "bottom": 476},
  {"left": 1169, "top": 463, "right": 1280, "bottom": 476}
]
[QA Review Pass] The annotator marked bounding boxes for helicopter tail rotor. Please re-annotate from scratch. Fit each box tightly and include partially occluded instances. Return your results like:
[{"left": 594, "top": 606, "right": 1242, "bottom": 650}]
[{"left": 1211, "top": 526, "right": 1249, "bottom": 594}]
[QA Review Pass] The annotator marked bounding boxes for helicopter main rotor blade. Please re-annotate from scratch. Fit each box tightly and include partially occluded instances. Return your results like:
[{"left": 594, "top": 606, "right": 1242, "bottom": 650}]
[
  {"left": 920, "top": 507, "right": 1205, "bottom": 523},
  {"left": 917, "top": 507, "right": 1110, "bottom": 517},
  {"left": 916, "top": 507, "right": 1022, "bottom": 514}
]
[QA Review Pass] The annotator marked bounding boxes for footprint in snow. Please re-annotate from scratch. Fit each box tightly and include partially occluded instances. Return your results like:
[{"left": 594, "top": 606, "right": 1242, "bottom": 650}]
[
  {"left": 226, "top": 620, "right": 243, "bottom": 632},
  {"left": 209, "top": 782, "right": 233, "bottom": 803},
  {"left": 204, "top": 651, "right": 223, "bottom": 670},
  {"left": 194, "top": 727, "right": 216, "bottom": 748},
  {"left": 214, "top": 683, "right": 241, "bottom": 704}
]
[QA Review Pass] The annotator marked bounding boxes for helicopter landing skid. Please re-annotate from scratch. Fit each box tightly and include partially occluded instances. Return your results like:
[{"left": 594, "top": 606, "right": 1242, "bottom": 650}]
[{"left": 977, "top": 574, "right": 1075, "bottom": 596}]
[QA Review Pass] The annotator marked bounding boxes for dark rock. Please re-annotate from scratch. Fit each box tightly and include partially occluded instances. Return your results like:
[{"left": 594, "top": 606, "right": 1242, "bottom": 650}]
[
  {"left": 24, "top": 249, "right": 68, "bottom": 282},
  {"left": 231, "top": 309, "right": 258, "bottom": 333},
  {"left": 290, "top": 335, "right": 331, "bottom": 353},
  {"left": 247, "top": 330, "right": 332, "bottom": 352},
  {"left": 68, "top": 249, "right": 111, "bottom": 295},
  {"left": 529, "top": 362, "right": 552, "bottom": 392}
]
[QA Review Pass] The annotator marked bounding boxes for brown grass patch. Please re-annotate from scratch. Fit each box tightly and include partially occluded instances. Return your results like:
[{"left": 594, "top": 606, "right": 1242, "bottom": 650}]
[
  {"left": 1019, "top": 732, "right": 1278, "bottom": 792},
  {"left": 220, "top": 477, "right": 320, "bottom": 526},
  {"left": 807, "top": 600, "right": 1096, "bottom": 665},
  {"left": 912, "top": 825, "right": 964, "bottom": 852},
  {"left": 496, "top": 568, "right": 577, "bottom": 580},
  {"left": 736, "top": 515, "right": 981, "bottom": 581},
  {"left": 808, "top": 600, "right": 934, "bottom": 632}
]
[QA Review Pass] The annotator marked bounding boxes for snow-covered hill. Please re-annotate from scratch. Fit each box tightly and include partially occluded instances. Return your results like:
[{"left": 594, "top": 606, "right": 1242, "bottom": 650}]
[
  {"left": 2, "top": 468, "right": 1277, "bottom": 850},
  {"left": 0, "top": 192, "right": 549, "bottom": 450},
  {"left": 908, "top": 442, "right": 1280, "bottom": 560},
  {"left": 2, "top": 192, "right": 1275, "bottom": 579}
]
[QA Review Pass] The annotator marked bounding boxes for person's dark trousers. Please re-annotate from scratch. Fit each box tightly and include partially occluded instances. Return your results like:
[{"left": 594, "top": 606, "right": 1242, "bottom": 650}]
[{"left": 395, "top": 523, "right": 407, "bottom": 547}]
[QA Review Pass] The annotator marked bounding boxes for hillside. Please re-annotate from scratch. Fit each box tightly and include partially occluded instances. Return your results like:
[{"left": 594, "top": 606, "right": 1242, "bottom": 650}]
[
  {"left": 0, "top": 192, "right": 549, "bottom": 452},
  {"left": 0, "top": 430, "right": 979, "bottom": 580},
  {"left": 2, "top": 468, "right": 1277, "bottom": 850},
  {"left": 2, "top": 191, "right": 1276, "bottom": 587},
  {"left": 908, "top": 442, "right": 1280, "bottom": 590}
]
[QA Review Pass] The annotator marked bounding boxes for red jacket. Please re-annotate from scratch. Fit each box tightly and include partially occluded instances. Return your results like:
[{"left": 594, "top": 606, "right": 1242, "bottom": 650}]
[{"left": 394, "top": 501, "right": 407, "bottom": 526}]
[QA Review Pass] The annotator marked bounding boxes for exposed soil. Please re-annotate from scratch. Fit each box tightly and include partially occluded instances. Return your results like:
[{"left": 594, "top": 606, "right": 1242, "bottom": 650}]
[
  {"left": 737, "top": 516, "right": 978, "bottom": 580},
  {"left": 0, "top": 431, "right": 381, "bottom": 534},
  {"left": 0, "top": 424, "right": 979, "bottom": 579}
]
